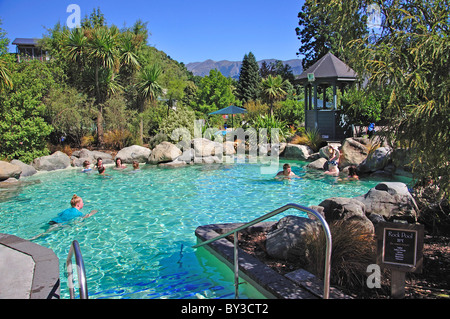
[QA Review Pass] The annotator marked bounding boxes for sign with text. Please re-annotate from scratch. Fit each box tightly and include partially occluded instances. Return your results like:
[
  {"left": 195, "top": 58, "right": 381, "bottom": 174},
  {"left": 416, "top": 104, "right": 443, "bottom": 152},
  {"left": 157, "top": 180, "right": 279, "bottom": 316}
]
[{"left": 376, "top": 222, "right": 424, "bottom": 273}]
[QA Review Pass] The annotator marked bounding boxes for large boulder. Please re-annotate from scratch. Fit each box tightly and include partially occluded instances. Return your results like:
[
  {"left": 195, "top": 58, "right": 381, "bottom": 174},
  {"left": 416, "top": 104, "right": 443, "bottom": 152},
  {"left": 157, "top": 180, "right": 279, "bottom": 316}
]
[
  {"left": 115, "top": 145, "right": 151, "bottom": 163},
  {"left": 339, "top": 138, "right": 370, "bottom": 168},
  {"left": 357, "top": 147, "right": 392, "bottom": 174},
  {"left": 71, "top": 149, "right": 114, "bottom": 167},
  {"left": 192, "top": 138, "right": 223, "bottom": 157},
  {"left": 306, "top": 157, "right": 327, "bottom": 170},
  {"left": 282, "top": 143, "right": 313, "bottom": 161},
  {"left": 354, "top": 182, "right": 418, "bottom": 223},
  {"left": 265, "top": 215, "right": 320, "bottom": 262},
  {"left": 32, "top": 151, "right": 71, "bottom": 171},
  {"left": 223, "top": 141, "right": 236, "bottom": 155},
  {"left": 10, "top": 159, "right": 37, "bottom": 177},
  {"left": 148, "top": 142, "right": 182, "bottom": 164},
  {"left": 0, "top": 161, "right": 22, "bottom": 181},
  {"left": 318, "top": 197, "right": 374, "bottom": 233}
]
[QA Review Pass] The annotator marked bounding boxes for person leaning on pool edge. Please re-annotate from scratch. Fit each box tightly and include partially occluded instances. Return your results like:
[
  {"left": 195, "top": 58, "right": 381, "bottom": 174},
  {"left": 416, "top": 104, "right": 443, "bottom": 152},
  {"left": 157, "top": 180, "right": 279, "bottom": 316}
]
[{"left": 49, "top": 194, "right": 97, "bottom": 224}]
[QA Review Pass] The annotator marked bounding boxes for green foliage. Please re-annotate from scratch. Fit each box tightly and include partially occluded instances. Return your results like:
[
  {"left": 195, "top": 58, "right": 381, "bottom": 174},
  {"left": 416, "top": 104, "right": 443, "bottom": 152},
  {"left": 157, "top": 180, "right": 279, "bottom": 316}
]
[
  {"left": 194, "top": 69, "right": 237, "bottom": 115},
  {"left": 325, "top": 0, "right": 450, "bottom": 198},
  {"left": 341, "top": 87, "right": 384, "bottom": 125},
  {"left": 304, "top": 128, "right": 325, "bottom": 152},
  {"left": 296, "top": 0, "right": 368, "bottom": 68},
  {"left": 0, "top": 58, "right": 56, "bottom": 163},
  {"left": 248, "top": 114, "right": 289, "bottom": 142},
  {"left": 261, "top": 75, "right": 288, "bottom": 116},
  {"left": 0, "top": 18, "right": 9, "bottom": 56},
  {"left": 243, "top": 100, "right": 269, "bottom": 123},
  {"left": 275, "top": 99, "right": 305, "bottom": 128},
  {"left": 137, "top": 64, "right": 163, "bottom": 103},
  {"left": 260, "top": 60, "right": 295, "bottom": 83},
  {"left": 236, "top": 52, "right": 261, "bottom": 103},
  {"left": 44, "top": 86, "right": 96, "bottom": 145},
  {"left": 159, "top": 105, "right": 196, "bottom": 141}
]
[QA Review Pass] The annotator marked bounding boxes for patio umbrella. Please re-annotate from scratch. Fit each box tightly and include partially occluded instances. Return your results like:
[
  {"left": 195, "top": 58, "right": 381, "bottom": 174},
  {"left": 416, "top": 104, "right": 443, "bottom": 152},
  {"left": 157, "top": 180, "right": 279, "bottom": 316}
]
[{"left": 209, "top": 105, "right": 247, "bottom": 128}]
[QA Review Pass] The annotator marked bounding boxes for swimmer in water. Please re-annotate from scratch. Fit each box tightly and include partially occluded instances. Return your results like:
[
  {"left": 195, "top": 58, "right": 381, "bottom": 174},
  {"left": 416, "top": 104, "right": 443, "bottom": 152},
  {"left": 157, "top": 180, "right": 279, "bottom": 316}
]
[
  {"left": 81, "top": 160, "right": 92, "bottom": 172},
  {"left": 30, "top": 195, "right": 97, "bottom": 240},
  {"left": 275, "top": 163, "right": 299, "bottom": 179},
  {"left": 114, "top": 157, "right": 127, "bottom": 169}
]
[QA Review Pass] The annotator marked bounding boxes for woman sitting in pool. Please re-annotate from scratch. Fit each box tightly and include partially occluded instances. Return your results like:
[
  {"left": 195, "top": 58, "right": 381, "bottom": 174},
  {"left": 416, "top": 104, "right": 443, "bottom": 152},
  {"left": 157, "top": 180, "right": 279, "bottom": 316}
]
[
  {"left": 324, "top": 146, "right": 340, "bottom": 177},
  {"left": 96, "top": 157, "right": 104, "bottom": 169},
  {"left": 346, "top": 166, "right": 359, "bottom": 181},
  {"left": 275, "top": 163, "right": 299, "bottom": 179},
  {"left": 114, "top": 157, "right": 127, "bottom": 169}
]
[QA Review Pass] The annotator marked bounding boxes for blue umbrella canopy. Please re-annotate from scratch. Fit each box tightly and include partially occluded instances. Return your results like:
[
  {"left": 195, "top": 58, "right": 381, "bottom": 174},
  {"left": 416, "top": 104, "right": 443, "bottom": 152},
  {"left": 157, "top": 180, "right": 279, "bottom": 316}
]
[{"left": 209, "top": 105, "right": 247, "bottom": 115}]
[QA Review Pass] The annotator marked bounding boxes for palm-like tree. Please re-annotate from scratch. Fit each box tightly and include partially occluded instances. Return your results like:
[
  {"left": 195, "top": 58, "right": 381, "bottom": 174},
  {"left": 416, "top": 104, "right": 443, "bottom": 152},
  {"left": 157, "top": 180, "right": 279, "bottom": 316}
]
[
  {"left": 64, "top": 25, "right": 141, "bottom": 145},
  {"left": 136, "top": 64, "right": 163, "bottom": 144},
  {"left": 261, "top": 75, "right": 288, "bottom": 116},
  {"left": 0, "top": 58, "right": 13, "bottom": 91}
]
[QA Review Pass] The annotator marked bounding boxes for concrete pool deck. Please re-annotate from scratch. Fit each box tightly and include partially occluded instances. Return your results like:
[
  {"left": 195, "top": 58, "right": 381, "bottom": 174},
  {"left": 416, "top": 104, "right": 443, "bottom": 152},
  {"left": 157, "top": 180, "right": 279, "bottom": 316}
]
[
  {"left": 0, "top": 233, "right": 60, "bottom": 299},
  {"left": 195, "top": 222, "right": 351, "bottom": 299}
]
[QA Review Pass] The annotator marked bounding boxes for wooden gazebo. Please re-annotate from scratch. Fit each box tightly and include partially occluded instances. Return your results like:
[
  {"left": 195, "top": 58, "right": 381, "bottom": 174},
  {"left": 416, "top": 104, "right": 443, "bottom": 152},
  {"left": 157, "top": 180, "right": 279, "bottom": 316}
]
[{"left": 295, "top": 52, "right": 357, "bottom": 141}]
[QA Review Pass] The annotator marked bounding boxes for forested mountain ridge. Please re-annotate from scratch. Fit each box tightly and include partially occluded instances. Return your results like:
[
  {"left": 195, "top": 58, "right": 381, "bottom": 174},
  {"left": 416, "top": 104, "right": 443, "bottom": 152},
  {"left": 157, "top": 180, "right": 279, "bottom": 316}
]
[{"left": 186, "top": 58, "right": 303, "bottom": 78}]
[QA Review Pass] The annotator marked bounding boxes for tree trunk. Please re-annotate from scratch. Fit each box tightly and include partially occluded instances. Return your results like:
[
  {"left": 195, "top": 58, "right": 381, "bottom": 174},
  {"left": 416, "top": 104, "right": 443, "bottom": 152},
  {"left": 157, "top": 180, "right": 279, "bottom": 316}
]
[{"left": 95, "top": 62, "right": 104, "bottom": 146}]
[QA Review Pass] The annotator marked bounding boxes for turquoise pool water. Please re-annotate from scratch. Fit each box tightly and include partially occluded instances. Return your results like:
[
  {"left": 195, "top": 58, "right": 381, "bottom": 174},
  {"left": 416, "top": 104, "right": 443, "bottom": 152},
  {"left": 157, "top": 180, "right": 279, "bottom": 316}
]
[{"left": 0, "top": 160, "right": 392, "bottom": 299}]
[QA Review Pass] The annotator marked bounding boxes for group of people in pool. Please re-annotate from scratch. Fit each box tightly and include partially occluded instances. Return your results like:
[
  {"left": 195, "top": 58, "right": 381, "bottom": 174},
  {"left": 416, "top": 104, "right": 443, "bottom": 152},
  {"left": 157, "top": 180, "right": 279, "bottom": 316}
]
[
  {"left": 47, "top": 145, "right": 358, "bottom": 228},
  {"left": 82, "top": 157, "right": 140, "bottom": 175},
  {"left": 276, "top": 145, "right": 359, "bottom": 181}
]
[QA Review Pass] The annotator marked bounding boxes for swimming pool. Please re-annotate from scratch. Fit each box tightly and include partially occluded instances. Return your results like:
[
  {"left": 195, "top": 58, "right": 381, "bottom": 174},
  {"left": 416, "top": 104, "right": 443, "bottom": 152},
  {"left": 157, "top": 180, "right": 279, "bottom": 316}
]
[{"left": 0, "top": 160, "right": 387, "bottom": 299}]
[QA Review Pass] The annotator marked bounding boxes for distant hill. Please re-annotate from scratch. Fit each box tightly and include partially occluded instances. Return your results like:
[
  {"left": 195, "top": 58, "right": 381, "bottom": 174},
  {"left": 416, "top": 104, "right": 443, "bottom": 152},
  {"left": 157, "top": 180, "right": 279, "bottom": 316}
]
[{"left": 186, "top": 59, "right": 303, "bottom": 79}]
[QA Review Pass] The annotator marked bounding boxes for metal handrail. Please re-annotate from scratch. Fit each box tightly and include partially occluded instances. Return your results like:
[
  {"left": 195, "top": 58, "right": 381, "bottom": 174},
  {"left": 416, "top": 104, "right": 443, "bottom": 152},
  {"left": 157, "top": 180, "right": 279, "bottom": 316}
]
[
  {"left": 66, "top": 240, "right": 88, "bottom": 299},
  {"left": 193, "top": 203, "right": 332, "bottom": 299}
]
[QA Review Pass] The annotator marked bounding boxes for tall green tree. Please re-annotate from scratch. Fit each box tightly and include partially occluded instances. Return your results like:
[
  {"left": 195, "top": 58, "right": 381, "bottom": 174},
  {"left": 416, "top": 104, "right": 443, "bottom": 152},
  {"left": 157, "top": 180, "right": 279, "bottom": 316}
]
[
  {"left": 261, "top": 75, "right": 288, "bottom": 116},
  {"left": 296, "top": 0, "right": 368, "bottom": 68},
  {"left": 194, "top": 69, "right": 236, "bottom": 115},
  {"left": 136, "top": 64, "right": 163, "bottom": 144},
  {"left": 0, "top": 19, "right": 12, "bottom": 92},
  {"left": 325, "top": 0, "right": 450, "bottom": 198},
  {"left": 236, "top": 52, "right": 261, "bottom": 103},
  {"left": 0, "top": 57, "right": 56, "bottom": 162},
  {"left": 60, "top": 16, "right": 141, "bottom": 145}
]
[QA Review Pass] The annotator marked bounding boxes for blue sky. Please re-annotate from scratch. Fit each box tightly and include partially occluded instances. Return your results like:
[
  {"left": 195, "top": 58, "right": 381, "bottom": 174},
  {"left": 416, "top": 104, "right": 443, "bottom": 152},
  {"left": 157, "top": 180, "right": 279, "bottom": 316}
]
[{"left": 0, "top": 0, "right": 305, "bottom": 64}]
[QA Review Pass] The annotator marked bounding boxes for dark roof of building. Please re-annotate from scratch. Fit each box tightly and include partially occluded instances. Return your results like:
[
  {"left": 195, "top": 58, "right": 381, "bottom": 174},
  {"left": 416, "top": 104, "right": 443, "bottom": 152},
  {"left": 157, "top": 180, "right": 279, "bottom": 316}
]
[
  {"left": 296, "top": 52, "right": 357, "bottom": 83},
  {"left": 12, "top": 38, "right": 41, "bottom": 46}
]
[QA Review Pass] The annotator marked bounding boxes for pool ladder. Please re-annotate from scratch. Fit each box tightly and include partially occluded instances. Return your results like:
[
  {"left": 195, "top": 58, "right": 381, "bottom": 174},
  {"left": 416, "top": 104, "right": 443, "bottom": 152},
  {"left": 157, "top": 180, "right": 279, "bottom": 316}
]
[
  {"left": 66, "top": 240, "right": 88, "bottom": 299},
  {"left": 193, "top": 203, "right": 332, "bottom": 299}
]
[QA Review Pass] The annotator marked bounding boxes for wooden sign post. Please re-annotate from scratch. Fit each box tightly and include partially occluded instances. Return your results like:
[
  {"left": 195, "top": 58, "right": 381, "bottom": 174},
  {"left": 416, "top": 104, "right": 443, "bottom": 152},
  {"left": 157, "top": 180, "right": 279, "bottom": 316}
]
[{"left": 376, "top": 222, "right": 424, "bottom": 299}]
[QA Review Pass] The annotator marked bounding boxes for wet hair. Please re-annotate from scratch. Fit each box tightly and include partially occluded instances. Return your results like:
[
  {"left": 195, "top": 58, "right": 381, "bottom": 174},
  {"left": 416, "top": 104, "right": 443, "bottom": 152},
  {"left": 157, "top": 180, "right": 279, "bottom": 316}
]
[
  {"left": 348, "top": 166, "right": 357, "bottom": 176},
  {"left": 283, "top": 163, "right": 291, "bottom": 170},
  {"left": 96, "top": 157, "right": 103, "bottom": 167},
  {"left": 115, "top": 157, "right": 122, "bottom": 166},
  {"left": 83, "top": 160, "right": 90, "bottom": 167},
  {"left": 70, "top": 194, "right": 82, "bottom": 207}
]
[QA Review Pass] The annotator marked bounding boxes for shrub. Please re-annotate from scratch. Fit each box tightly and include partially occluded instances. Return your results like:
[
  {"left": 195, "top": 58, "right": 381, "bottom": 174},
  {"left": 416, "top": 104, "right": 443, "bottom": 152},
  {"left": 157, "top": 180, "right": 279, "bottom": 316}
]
[
  {"left": 304, "top": 220, "right": 376, "bottom": 290},
  {"left": 248, "top": 114, "right": 289, "bottom": 143},
  {"left": 304, "top": 128, "right": 325, "bottom": 152},
  {"left": 103, "top": 129, "right": 133, "bottom": 150}
]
